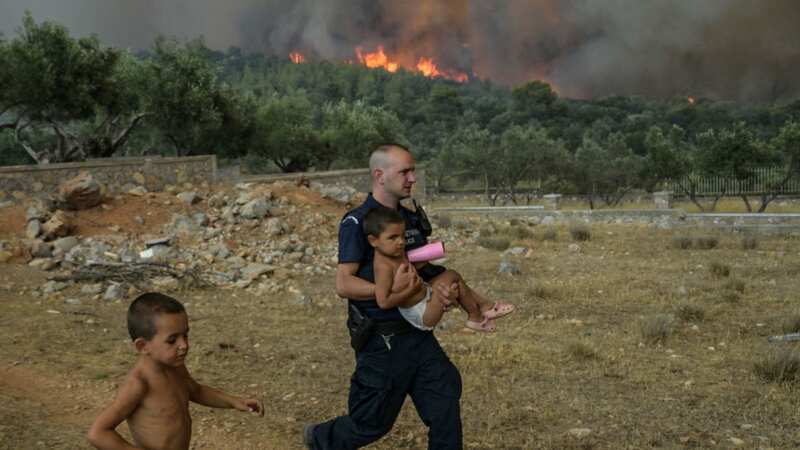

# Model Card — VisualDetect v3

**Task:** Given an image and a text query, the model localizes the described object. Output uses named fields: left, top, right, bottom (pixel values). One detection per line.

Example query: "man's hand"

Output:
left=434, top=281, right=459, bottom=311
left=391, top=263, right=420, bottom=293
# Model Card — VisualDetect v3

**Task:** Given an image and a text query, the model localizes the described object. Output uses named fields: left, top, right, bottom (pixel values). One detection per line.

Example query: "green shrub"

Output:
left=781, top=314, right=800, bottom=334
left=672, top=236, right=693, bottom=250
left=566, top=341, right=597, bottom=360
left=507, top=225, right=534, bottom=240
left=527, top=284, right=556, bottom=300
left=741, top=235, right=758, bottom=250
left=754, top=348, right=800, bottom=383
left=477, top=236, right=511, bottom=251
left=676, top=303, right=705, bottom=322
left=437, top=214, right=452, bottom=229
left=540, top=228, right=558, bottom=241
left=720, top=290, right=740, bottom=303
left=640, top=314, right=674, bottom=345
left=569, top=223, right=591, bottom=242
left=694, top=236, right=719, bottom=250
left=724, top=278, right=746, bottom=294
left=709, top=261, right=731, bottom=278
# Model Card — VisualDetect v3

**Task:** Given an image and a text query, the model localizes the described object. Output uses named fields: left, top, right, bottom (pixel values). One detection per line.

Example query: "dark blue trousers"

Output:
left=312, top=329, right=463, bottom=450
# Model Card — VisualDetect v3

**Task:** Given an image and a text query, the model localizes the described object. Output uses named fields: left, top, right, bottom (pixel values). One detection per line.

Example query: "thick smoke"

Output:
left=2, top=0, right=799, bottom=101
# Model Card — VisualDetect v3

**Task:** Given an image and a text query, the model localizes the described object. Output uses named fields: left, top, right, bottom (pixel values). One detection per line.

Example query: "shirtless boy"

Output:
left=365, top=206, right=514, bottom=332
left=87, top=292, right=263, bottom=450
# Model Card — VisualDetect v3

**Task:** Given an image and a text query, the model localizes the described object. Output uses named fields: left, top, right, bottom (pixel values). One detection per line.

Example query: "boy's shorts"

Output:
left=398, top=284, right=434, bottom=331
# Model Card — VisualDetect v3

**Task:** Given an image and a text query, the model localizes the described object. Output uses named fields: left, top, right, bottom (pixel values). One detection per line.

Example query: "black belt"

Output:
left=373, top=319, right=415, bottom=335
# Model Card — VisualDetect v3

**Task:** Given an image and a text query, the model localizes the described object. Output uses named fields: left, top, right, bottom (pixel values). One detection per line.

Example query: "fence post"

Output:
left=543, top=193, right=562, bottom=210
left=654, top=191, right=672, bottom=209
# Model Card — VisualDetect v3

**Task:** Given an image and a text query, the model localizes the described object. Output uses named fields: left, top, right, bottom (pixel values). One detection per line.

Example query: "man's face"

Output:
left=368, top=222, right=407, bottom=257
left=378, top=149, right=416, bottom=199
left=141, top=312, right=190, bottom=368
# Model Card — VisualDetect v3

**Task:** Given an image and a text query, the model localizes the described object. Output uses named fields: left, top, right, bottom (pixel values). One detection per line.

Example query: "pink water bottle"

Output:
left=407, top=241, right=445, bottom=263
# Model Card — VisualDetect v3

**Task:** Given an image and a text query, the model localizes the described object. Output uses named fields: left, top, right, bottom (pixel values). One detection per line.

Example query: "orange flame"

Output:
left=356, top=46, right=399, bottom=73
left=687, top=96, right=696, bottom=105
left=416, top=57, right=469, bottom=82
left=355, top=45, right=468, bottom=82
left=289, top=51, right=306, bottom=64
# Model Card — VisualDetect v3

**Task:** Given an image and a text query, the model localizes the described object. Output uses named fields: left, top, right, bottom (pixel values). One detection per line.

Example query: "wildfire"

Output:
left=355, top=45, right=468, bottom=82
left=289, top=51, right=306, bottom=64
left=687, top=96, right=696, bottom=105
left=356, top=46, right=399, bottom=73
left=416, top=57, right=469, bottom=83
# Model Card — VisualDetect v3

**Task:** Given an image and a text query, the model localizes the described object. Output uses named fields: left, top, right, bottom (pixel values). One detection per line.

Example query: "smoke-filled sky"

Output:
left=2, top=0, right=799, bottom=102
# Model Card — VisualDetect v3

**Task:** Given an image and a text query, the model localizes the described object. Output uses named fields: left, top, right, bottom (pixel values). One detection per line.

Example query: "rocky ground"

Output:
left=4, top=175, right=800, bottom=449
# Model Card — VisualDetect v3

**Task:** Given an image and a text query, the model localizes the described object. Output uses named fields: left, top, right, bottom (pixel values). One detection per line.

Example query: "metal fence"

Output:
left=668, top=167, right=800, bottom=195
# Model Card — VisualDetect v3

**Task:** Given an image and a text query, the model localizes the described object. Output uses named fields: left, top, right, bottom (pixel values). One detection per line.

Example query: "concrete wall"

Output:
left=0, top=155, right=217, bottom=201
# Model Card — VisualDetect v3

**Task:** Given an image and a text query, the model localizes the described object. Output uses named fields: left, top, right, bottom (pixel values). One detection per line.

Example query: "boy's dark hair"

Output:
left=127, top=292, right=185, bottom=341
left=364, top=206, right=404, bottom=237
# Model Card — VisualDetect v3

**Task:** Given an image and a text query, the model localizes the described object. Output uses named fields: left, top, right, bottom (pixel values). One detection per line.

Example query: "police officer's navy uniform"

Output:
left=310, top=193, right=463, bottom=449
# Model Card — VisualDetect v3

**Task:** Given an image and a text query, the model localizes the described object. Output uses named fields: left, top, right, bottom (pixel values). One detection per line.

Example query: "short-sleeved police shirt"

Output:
left=338, top=194, right=430, bottom=322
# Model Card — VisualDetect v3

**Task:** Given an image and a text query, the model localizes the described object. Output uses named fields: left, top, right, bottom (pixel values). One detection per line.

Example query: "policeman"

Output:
left=304, top=144, right=463, bottom=449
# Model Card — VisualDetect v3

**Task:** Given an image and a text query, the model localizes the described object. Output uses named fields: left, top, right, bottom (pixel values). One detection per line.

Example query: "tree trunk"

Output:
left=740, top=195, right=752, bottom=213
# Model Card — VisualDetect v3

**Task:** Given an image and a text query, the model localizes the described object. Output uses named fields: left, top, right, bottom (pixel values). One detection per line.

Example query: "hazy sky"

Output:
left=3, top=1, right=800, bottom=102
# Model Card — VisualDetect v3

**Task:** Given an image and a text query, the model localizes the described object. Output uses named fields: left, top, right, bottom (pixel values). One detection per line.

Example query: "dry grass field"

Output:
left=3, top=208, right=800, bottom=449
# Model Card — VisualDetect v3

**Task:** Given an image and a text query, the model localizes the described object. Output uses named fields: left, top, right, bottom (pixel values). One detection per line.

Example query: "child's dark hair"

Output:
left=127, top=292, right=185, bottom=341
left=364, top=207, right=404, bottom=237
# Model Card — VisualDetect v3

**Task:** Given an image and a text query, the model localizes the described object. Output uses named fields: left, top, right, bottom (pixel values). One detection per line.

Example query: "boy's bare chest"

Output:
left=141, top=373, right=191, bottom=418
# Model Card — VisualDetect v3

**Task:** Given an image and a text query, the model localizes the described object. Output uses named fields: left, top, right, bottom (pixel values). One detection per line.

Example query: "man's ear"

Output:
left=366, top=234, right=379, bottom=248
left=134, top=337, right=149, bottom=353
left=373, top=168, right=384, bottom=184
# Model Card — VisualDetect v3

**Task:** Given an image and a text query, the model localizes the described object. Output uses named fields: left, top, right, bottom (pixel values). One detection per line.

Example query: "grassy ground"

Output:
left=3, top=222, right=800, bottom=449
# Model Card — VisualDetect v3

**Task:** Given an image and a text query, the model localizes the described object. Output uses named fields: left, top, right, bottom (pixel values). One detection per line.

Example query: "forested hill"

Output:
left=3, top=14, right=800, bottom=211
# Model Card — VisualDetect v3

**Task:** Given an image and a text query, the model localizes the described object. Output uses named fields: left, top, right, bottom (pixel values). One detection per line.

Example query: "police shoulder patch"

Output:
left=342, top=216, right=359, bottom=225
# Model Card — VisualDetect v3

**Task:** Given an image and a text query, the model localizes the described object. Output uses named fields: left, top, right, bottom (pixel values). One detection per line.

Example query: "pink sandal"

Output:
left=483, top=302, right=515, bottom=320
left=465, top=318, right=497, bottom=333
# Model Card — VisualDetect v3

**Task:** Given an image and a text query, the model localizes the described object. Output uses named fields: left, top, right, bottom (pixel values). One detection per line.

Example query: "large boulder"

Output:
left=59, top=172, right=103, bottom=210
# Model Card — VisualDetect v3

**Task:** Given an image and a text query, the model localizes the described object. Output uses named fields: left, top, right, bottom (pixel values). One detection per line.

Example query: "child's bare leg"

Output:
left=430, top=270, right=483, bottom=322
left=421, top=288, right=446, bottom=328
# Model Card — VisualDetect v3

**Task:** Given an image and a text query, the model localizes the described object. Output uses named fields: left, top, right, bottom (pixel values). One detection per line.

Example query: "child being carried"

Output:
left=365, top=207, right=514, bottom=332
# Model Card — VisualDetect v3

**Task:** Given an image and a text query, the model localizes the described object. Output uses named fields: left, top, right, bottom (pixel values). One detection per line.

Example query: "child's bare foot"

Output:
left=481, top=302, right=515, bottom=320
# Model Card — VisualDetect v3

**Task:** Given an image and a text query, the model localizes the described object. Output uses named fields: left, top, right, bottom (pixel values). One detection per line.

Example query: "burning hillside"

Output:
left=290, top=45, right=470, bottom=82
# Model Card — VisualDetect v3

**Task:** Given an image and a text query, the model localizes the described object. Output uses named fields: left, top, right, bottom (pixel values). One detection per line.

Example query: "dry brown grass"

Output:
left=3, top=222, right=800, bottom=449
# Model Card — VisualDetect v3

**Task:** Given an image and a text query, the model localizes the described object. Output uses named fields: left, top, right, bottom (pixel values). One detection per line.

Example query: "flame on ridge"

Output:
left=290, top=46, right=469, bottom=82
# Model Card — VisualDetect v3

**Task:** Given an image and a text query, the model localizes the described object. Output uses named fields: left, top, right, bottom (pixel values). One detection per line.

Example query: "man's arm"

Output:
left=336, top=262, right=376, bottom=300
left=87, top=374, right=147, bottom=450
left=336, top=261, right=421, bottom=301
left=183, top=366, right=264, bottom=416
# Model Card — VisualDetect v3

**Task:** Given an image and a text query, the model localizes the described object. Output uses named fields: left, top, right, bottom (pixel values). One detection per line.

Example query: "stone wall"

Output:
left=241, top=166, right=428, bottom=199
left=432, top=206, right=800, bottom=234
left=0, top=155, right=217, bottom=202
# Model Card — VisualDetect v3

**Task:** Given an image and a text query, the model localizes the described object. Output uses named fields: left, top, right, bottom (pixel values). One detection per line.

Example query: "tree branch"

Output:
left=14, top=120, right=43, bottom=164
left=108, top=113, right=148, bottom=156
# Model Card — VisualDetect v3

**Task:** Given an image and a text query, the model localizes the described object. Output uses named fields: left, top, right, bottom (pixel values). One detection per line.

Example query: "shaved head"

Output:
left=369, top=143, right=410, bottom=173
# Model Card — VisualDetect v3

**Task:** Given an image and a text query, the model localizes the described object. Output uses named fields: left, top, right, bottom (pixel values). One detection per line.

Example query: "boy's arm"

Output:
left=182, top=366, right=264, bottom=416
left=337, top=262, right=420, bottom=301
left=87, top=374, right=147, bottom=450
left=375, top=262, right=421, bottom=309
